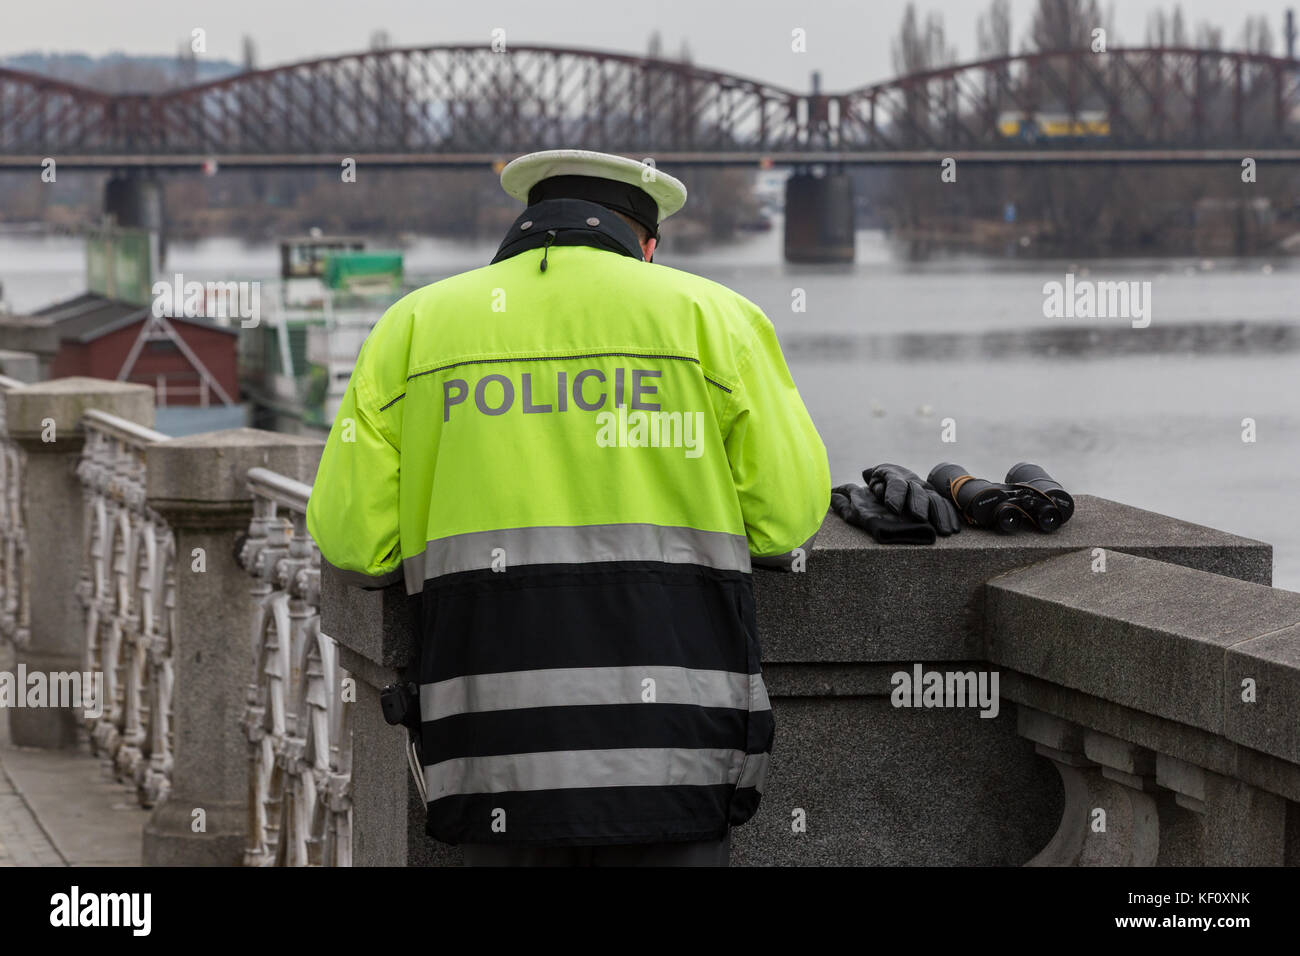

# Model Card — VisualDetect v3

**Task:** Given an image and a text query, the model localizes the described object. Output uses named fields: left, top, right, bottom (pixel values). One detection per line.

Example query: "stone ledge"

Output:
left=146, top=428, right=323, bottom=509
left=756, top=494, right=1271, bottom=663
left=987, top=549, right=1300, bottom=763
left=1, top=377, right=154, bottom=445
left=320, top=565, right=417, bottom=671
left=0, top=350, right=39, bottom=383
left=1225, top=624, right=1300, bottom=765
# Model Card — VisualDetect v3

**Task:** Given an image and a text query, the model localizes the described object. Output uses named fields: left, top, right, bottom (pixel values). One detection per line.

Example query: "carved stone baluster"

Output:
left=115, top=481, right=146, bottom=782
left=121, top=518, right=157, bottom=796
left=241, top=495, right=276, bottom=865
left=142, top=526, right=176, bottom=807
left=327, top=645, right=354, bottom=869
left=0, top=443, right=14, bottom=639
left=239, top=462, right=350, bottom=867
left=80, top=436, right=109, bottom=743
left=1019, top=708, right=1160, bottom=866
left=0, top=393, right=31, bottom=648
left=73, top=412, right=172, bottom=806
left=1155, top=753, right=1288, bottom=865
left=11, top=445, right=27, bottom=647
left=98, top=466, right=133, bottom=768
left=261, top=515, right=294, bottom=865
left=279, top=510, right=317, bottom=866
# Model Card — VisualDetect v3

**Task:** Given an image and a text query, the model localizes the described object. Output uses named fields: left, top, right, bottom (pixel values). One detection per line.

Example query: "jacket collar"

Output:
left=491, top=198, right=646, bottom=267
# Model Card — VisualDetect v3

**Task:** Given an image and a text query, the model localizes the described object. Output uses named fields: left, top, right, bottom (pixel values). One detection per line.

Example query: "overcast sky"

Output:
left=4, top=0, right=1297, bottom=90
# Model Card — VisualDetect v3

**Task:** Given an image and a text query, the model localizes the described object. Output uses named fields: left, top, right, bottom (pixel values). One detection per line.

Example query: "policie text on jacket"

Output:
left=442, top=366, right=706, bottom=457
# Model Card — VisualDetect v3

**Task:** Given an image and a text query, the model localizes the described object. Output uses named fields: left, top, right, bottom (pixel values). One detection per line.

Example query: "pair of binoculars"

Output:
left=927, top=462, right=1075, bottom=534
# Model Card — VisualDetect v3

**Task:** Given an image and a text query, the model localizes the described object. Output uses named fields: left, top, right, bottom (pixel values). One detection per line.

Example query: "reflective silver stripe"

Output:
left=422, top=666, right=770, bottom=722
left=403, top=523, right=751, bottom=593
left=738, top=752, right=770, bottom=793
left=425, top=747, right=747, bottom=798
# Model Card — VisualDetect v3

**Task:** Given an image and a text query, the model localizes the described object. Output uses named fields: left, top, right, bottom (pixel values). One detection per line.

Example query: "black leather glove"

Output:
left=831, top=484, right=936, bottom=545
left=862, top=463, right=962, bottom=536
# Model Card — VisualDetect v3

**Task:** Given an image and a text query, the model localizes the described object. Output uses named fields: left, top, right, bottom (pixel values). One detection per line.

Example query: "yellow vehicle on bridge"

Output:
left=998, top=110, right=1110, bottom=142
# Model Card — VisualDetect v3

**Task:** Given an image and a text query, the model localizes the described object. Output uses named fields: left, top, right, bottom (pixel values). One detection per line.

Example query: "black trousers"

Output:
left=461, top=831, right=731, bottom=867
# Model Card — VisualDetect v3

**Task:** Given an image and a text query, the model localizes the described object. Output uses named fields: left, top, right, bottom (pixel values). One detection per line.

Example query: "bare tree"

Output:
left=888, top=4, right=958, bottom=219
left=1147, top=9, right=1168, bottom=45
left=1025, top=0, right=1108, bottom=51
left=1148, top=5, right=1189, bottom=46
left=892, top=3, right=957, bottom=76
left=174, top=44, right=198, bottom=87
left=1194, top=21, right=1223, bottom=49
left=976, top=0, right=1013, bottom=58
left=1239, top=15, right=1274, bottom=55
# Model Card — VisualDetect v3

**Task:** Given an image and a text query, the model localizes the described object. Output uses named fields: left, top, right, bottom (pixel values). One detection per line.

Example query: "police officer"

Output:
left=306, top=149, right=830, bottom=866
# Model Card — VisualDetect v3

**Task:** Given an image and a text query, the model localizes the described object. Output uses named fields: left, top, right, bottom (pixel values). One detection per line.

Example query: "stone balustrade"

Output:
left=240, top=466, right=351, bottom=866
left=0, top=376, right=155, bottom=749
left=75, top=409, right=176, bottom=807
left=988, top=548, right=1300, bottom=866
left=0, top=374, right=30, bottom=649
left=0, top=370, right=1296, bottom=866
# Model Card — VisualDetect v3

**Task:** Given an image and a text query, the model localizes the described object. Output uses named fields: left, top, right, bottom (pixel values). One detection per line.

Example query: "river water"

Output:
left=2, top=227, right=1297, bottom=590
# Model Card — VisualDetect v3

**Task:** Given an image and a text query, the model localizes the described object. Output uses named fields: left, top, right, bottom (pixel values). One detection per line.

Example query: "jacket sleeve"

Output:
left=305, top=359, right=404, bottom=590
left=724, top=309, right=831, bottom=566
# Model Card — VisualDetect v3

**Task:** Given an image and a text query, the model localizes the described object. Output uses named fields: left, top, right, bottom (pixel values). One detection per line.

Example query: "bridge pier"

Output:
left=104, top=173, right=166, bottom=258
left=783, top=169, right=855, bottom=264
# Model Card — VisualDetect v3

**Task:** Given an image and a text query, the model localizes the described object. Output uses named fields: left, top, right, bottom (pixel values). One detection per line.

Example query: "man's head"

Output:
left=499, top=149, right=687, bottom=261
left=613, top=211, right=656, bottom=261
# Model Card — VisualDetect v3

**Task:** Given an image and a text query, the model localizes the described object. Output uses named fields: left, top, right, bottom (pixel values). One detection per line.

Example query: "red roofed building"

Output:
left=38, top=293, right=240, bottom=407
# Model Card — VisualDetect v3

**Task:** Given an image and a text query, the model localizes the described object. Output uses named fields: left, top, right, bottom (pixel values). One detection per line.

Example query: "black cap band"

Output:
left=526, top=175, right=660, bottom=239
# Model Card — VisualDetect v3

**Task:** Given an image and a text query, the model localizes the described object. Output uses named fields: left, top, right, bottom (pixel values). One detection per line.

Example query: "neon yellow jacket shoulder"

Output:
left=305, top=243, right=829, bottom=590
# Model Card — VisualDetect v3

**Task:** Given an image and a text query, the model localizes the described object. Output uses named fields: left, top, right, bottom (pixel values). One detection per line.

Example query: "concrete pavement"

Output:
left=0, top=645, right=146, bottom=866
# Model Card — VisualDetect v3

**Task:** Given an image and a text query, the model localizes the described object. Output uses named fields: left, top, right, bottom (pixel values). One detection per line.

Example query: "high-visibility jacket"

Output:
left=306, top=198, right=830, bottom=846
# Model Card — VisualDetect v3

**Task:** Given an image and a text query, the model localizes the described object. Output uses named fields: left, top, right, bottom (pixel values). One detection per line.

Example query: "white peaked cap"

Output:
left=499, top=149, right=688, bottom=223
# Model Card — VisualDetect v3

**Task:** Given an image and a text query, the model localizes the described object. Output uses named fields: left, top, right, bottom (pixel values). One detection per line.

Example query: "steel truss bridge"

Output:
left=2, top=44, right=1299, bottom=168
